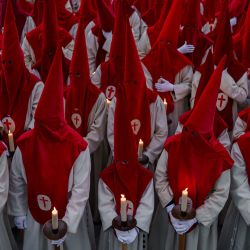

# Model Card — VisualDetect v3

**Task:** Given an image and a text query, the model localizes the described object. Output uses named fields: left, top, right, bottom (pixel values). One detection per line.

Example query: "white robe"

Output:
left=149, top=149, right=231, bottom=250
left=22, top=37, right=74, bottom=79
left=143, top=64, right=193, bottom=136
left=107, top=96, right=168, bottom=171
left=86, top=11, right=141, bottom=75
left=0, top=150, right=17, bottom=250
left=191, top=69, right=248, bottom=130
left=8, top=146, right=95, bottom=250
left=218, top=143, right=250, bottom=250
left=98, top=179, right=154, bottom=250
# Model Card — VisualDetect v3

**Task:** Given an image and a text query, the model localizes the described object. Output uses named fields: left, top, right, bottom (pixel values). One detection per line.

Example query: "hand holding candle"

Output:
left=52, top=207, right=58, bottom=230
left=8, top=130, right=15, bottom=152
left=181, top=188, right=188, bottom=213
left=138, top=139, right=143, bottom=158
left=120, top=194, right=127, bottom=222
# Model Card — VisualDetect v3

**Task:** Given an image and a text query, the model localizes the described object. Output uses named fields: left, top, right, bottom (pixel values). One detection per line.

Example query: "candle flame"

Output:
left=121, top=194, right=125, bottom=199
left=53, top=207, right=57, bottom=212
left=139, top=139, right=143, bottom=143
left=163, top=98, right=167, bottom=104
left=106, top=99, right=111, bottom=104
left=184, top=188, right=188, bottom=192
left=8, top=130, right=11, bottom=134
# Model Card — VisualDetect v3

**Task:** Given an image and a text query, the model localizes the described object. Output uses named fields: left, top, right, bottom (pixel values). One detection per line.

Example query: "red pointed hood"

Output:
left=166, top=56, right=233, bottom=209
left=0, top=0, right=7, bottom=29
left=95, top=0, right=114, bottom=32
left=143, top=0, right=191, bottom=114
left=65, top=15, right=100, bottom=137
left=17, top=47, right=87, bottom=225
left=147, top=0, right=172, bottom=46
left=181, top=0, right=202, bottom=44
left=1, top=0, right=28, bottom=110
left=35, top=47, right=64, bottom=132
left=79, top=0, right=96, bottom=27
left=203, top=0, right=222, bottom=23
left=241, top=2, right=250, bottom=68
left=185, top=56, right=227, bottom=135
left=0, top=0, right=37, bottom=141
left=213, top=1, right=233, bottom=66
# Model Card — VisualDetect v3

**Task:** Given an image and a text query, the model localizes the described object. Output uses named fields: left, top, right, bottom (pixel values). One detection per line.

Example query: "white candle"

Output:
left=8, top=130, right=15, bottom=152
left=181, top=188, right=188, bottom=212
left=138, top=139, right=143, bottom=158
left=120, top=194, right=127, bottom=222
left=106, top=99, right=111, bottom=105
left=52, top=207, right=58, bottom=230
left=163, top=98, right=168, bottom=109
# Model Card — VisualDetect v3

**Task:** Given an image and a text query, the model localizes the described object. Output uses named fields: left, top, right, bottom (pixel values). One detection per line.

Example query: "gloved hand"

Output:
left=155, top=78, right=174, bottom=92
left=175, top=218, right=197, bottom=235
left=51, top=235, right=67, bottom=247
left=102, top=30, right=112, bottom=40
left=230, top=17, right=237, bottom=27
left=138, top=154, right=149, bottom=165
left=115, top=228, right=139, bottom=244
left=169, top=212, right=187, bottom=234
left=14, top=216, right=27, bottom=229
left=178, top=42, right=195, bottom=54
left=165, top=203, right=175, bottom=214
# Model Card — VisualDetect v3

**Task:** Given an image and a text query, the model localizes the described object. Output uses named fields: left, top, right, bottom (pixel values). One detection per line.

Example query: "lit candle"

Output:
left=138, top=139, right=143, bottom=158
left=163, top=98, right=168, bottom=109
left=52, top=207, right=58, bottom=230
left=8, top=130, right=15, bottom=152
left=181, top=188, right=188, bottom=212
left=120, top=194, right=127, bottom=222
left=106, top=99, right=111, bottom=105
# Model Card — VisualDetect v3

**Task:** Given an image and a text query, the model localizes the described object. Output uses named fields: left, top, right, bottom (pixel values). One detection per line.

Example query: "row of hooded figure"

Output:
left=0, top=0, right=250, bottom=249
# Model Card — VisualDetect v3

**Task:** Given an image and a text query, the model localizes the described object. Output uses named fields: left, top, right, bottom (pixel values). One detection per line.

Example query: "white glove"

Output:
left=165, top=204, right=175, bottom=214
left=169, top=212, right=190, bottom=235
left=155, top=78, right=174, bottom=92
left=115, top=228, right=139, bottom=244
left=14, top=216, right=27, bottom=229
left=230, top=17, right=237, bottom=27
left=51, top=235, right=67, bottom=247
left=175, top=218, right=197, bottom=235
left=178, top=41, right=195, bottom=54
left=102, top=30, right=112, bottom=40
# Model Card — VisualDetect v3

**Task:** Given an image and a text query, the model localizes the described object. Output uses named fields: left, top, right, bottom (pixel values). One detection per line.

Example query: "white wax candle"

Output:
left=138, top=139, right=144, bottom=158
left=52, top=207, right=58, bottom=230
left=163, top=98, right=168, bottom=109
left=8, top=130, right=15, bottom=152
left=181, top=188, right=188, bottom=212
left=120, top=194, right=127, bottom=222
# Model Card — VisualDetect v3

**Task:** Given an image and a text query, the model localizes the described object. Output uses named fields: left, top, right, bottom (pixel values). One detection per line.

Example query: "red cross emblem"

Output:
left=37, top=194, right=52, bottom=211
left=216, top=93, right=228, bottom=111
left=131, top=119, right=141, bottom=135
left=105, top=85, right=116, bottom=100
left=126, top=200, right=134, bottom=216
left=71, top=113, right=82, bottom=129
left=2, top=117, right=15, bottom=133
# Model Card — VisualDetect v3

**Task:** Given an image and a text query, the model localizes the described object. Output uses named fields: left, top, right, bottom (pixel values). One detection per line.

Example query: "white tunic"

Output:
left=8, top=146, right=95, bottom=250
left=149, top=149, right=231, bottom=250
left=0, top=150, right=17, bottom=250
left=98, top=179, right=154, bottom=250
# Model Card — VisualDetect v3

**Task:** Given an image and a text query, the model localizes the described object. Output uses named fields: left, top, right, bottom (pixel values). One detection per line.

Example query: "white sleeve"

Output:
left=0, top=150, right=9, bottom=212
left=62, top=148, right=91, bottom=233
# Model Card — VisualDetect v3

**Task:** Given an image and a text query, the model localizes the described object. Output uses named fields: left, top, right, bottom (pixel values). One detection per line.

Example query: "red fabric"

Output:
left=65, top=17, right=100, bottom=137
left=0, top=141, right=6, bottom=155
left=0, top=0, right=36, bottom=143
left=166, top=56, right=233, bottom=209
left=238, top=107, right=250, bottom=132
left=79, top=0, right=96, bottom=27
left=147, top=0, right=172, bottom=46
left=202, top=0, right=222, bottom=23
left=55, top=0, right=78, bottom=31
left=0, top=0, right=7, bottom=28
left=134, top=0, right=151, bottom=15
left=237, top=133, right=250, bottom=186
left=229, top=0, right=248, bottom=18
left=18, top=48, right=87, bottom=225
left=217, top=60, right=246, bottom=131
left=213, top=2, right=233, bottom=66
left=143, top=0, right=191, bottom=114
left=100, top=85, right=153, bottom=215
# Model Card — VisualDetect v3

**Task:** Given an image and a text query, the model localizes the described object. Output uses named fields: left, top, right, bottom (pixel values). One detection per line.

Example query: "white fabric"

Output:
left=115, top=228, right=139, bottom=244
left=51, top=235, right=67, bottom=246
left=178, top=42, right=195, bottom=54
left=14, top=216, right=27, bottom=229
left=102, top=30, right=112, bottom=40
